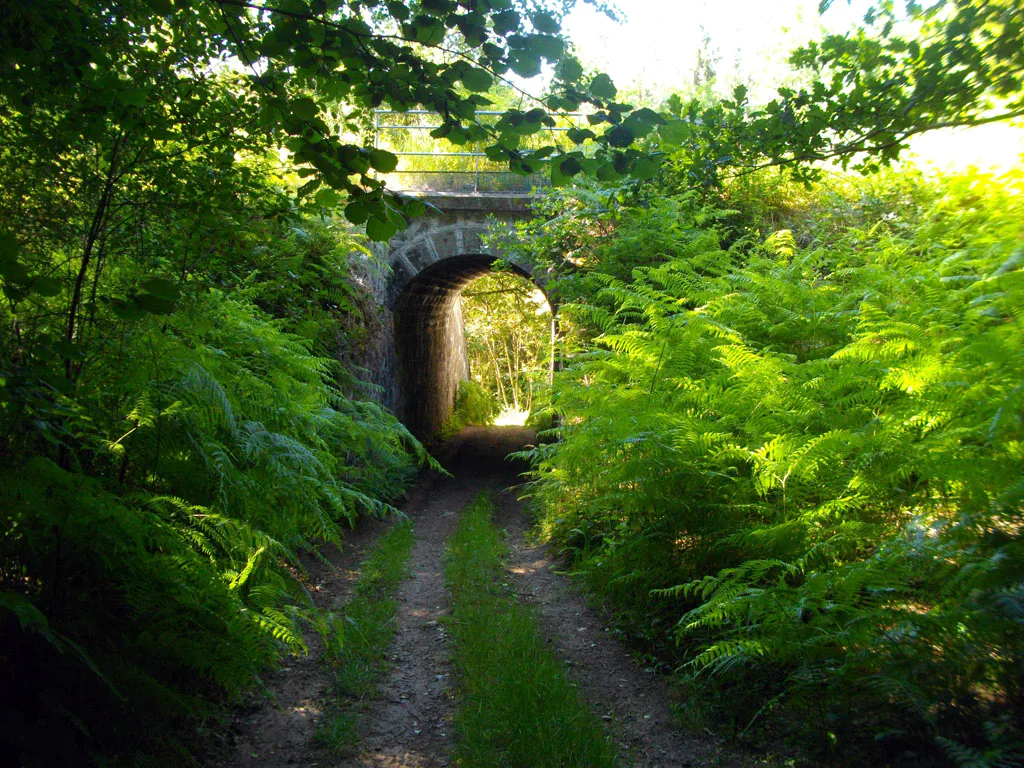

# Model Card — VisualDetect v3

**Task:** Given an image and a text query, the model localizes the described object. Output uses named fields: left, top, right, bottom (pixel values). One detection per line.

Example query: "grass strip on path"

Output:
left=444, top=492, right=618, bottom=768
left=316, top=518, right=415, bottom=752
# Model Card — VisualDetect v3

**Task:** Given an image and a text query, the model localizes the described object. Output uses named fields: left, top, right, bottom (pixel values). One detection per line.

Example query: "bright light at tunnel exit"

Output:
left=460, top=271, right=554, bottom=427
left=493, top=408, right=532, bottom=426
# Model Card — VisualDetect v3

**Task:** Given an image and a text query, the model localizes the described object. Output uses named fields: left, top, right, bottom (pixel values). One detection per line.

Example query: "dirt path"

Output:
left=209, top=426, right=755, bottom=768
left=209, top=516, right=390, bottom=768
left=350, top=426, right=535, bottom=768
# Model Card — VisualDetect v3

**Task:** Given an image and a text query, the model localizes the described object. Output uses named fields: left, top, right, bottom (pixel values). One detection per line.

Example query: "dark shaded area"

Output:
left=393, top=255, right=536, bottom=438
left=436, top=425, right=536, bottom=478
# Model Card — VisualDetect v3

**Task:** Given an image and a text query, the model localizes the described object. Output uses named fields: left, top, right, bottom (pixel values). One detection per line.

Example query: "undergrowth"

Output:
left=0, top=130, right=431, bottom=762
left=517, top=168, right=1024, bottom=765
left=444, top=492, right=618, bottom=768
left=317, top=518, right=415, bottom=752
left=438, top=379, right=502, bottom=440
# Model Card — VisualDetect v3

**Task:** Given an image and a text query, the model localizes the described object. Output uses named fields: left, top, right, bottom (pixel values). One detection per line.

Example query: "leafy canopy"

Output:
left=656, top=0, right=1024, bottom=184
left=0, top=0, right=659, bottom=241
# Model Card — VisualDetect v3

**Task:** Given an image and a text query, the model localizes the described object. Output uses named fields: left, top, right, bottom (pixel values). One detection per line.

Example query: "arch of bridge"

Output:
left=381, top=194, right=544, bottom=437
left=383, top=195, right=540, bottom=307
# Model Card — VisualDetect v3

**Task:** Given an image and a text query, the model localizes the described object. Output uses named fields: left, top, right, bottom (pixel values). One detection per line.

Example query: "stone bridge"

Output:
left=356, top=193, right=547, bottom=438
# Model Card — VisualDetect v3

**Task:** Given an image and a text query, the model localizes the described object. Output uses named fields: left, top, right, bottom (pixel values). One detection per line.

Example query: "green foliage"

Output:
left=0, top=457, right=295, bottom=764
left=523, top=168, right=1024, bottom=761
left=499, top=0, right=1024, bottom=189
left=461, top=270, right=553, bottom=418
left=0, top=0, right=644, bottom=234
left=654, top=0, right=1024, bottom=185
left=0, top=268, right=427, bottom=762
left=0, top=62, right=429, bottom=763
left=440, top=379, right=502, bottom=438
left=444, top=492, right=618, bottom=768
left=318, top=519, right=414, bottom=752
left=0, top=0, right=1020, bottom=258
left=1, top=0, right=1021, bottom=764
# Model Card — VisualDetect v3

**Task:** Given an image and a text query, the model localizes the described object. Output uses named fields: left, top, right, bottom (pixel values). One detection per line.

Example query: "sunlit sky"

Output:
left=563, top=0, right=869, bottom=102
left=558, top=0, right=1024, bottom=172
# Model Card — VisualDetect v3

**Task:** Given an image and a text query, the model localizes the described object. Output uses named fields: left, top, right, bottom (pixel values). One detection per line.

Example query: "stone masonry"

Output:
left=353, top=193, right=542, bottom=438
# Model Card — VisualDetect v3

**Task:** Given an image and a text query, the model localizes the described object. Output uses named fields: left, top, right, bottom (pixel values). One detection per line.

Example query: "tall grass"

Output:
left=444, top=492, right=618, bottom=768
left=318, top=519, right=415, bottom=752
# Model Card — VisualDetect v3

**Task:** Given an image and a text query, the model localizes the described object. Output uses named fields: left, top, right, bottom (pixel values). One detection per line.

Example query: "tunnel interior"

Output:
left=393, top=254, right=544, bottom=439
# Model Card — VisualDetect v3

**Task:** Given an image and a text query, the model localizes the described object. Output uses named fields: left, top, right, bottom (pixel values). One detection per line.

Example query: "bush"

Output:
left=0, top=183, right=429, bottom=763
left=0, top=459, right=291, bottom=764
left=0, top=283, right=428, bottom=763
left=440, top=379, right=502, bottom=438
left=525, top=168, right=1024, bottom=762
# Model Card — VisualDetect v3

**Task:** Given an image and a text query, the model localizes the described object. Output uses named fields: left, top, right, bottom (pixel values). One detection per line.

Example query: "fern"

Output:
left=0, top=188, right=430, bottom=764
left=521, top=168, right=1024, bottom=761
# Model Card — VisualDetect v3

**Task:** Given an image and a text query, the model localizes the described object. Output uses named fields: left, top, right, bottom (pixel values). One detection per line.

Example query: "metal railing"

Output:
left=373, top=109, right=585, bottom=194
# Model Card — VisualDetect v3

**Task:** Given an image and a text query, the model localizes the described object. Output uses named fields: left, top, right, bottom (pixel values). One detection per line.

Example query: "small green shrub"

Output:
left=440, top=379, right=501, bottom=438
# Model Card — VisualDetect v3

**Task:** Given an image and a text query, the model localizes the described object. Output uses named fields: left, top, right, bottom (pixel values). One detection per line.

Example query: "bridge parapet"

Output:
left=373, top=109, right=580, bottom=195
